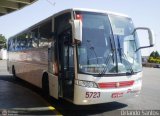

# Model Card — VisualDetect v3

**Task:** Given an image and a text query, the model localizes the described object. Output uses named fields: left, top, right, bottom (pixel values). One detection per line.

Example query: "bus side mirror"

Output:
left=133, top=27, right=155, bottom=51
left=70, top=20, right=82, bottom=44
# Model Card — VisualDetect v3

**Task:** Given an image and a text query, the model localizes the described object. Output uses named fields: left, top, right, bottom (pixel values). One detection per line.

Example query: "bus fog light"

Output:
left=83, top=100, right=88, bottom=103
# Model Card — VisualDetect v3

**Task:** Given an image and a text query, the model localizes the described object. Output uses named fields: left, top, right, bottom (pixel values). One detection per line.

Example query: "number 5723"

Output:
left=85, top=92, right=100, bottom=98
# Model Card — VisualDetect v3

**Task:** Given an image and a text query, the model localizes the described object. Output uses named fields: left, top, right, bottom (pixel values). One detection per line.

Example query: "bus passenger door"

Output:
left=58, top=29, right=75, bottom=100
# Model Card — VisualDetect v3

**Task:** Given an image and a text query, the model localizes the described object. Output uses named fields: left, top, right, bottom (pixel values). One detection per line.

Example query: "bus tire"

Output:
left=42, top=73, right=49, bottom=96
left=12, top=66, right=18, bottom=79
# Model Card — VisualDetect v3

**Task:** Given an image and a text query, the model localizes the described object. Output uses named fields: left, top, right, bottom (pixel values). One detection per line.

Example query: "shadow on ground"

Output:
left=0, top=75, right=128, bottom=116
left=0, top=75, right=57, bottom=115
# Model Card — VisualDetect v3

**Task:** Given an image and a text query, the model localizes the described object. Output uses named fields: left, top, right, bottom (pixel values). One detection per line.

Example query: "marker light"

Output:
left=76, top=14, right=83, bottom=21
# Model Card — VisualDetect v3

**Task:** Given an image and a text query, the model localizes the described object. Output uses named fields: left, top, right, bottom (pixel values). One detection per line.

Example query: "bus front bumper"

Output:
left=73, top=81, right=142, bottom=105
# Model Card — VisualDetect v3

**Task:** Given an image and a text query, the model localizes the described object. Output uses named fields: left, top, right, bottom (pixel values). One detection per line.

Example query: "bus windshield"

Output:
left=76, top=12, right=142, bottom=75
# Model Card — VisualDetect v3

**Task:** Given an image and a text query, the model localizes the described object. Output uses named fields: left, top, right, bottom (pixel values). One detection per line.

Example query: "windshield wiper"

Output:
left=117, top=36, right=122, bottom=63
left=98, top=36, right=115, bottom=77
left=98, top=50, right=115, bottom=77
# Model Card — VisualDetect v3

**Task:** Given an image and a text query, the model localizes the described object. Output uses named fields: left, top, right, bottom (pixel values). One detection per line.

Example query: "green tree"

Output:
left=0, top=34, right=6, bottom=49
left=150, top=51, right=156, bottom=58
left=150, top=51, right=160, bottom=58
left=155, top=51, right=160, bottom=58
left=148, top=51, right=160, bottom=64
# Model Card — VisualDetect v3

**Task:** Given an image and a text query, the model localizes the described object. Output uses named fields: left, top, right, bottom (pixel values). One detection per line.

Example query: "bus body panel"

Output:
left=73, top=73, right=142, bottom=105
left=73, top=82, right=141, bottom=105
left=48, top=73, right=59, bottom=99
left=7, top=8, right=148, bottom=105
left=8, top=48, right=48, bottom=88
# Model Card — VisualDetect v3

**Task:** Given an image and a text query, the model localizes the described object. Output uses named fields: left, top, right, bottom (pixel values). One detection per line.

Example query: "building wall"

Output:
left=0, top=49, right=7, bottom=60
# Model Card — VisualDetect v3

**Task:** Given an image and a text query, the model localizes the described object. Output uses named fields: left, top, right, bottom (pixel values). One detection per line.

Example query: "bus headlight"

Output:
left=75, top=80, right=98, bottom=88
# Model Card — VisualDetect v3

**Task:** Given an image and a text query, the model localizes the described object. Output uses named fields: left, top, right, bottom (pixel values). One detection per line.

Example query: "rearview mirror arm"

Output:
left=135, top=45, right=154, bottom=52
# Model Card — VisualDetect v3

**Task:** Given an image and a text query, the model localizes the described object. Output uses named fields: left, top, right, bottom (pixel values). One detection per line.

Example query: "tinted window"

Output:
left=31, top=28, right=39, bottom=48
left=39, top=20, right=52, bottom=47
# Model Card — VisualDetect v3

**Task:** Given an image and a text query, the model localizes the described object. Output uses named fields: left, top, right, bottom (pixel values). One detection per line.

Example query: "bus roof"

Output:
left=9, top=8, right=130, bottom=39
left=72, top=8, right=129, bottom=18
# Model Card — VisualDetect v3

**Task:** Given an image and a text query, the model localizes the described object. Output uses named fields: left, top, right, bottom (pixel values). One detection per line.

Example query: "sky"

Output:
left=0, top=0, right=160, bottom=56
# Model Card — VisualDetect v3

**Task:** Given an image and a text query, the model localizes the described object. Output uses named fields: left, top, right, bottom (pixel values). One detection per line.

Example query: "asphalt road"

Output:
left=0, top=60, right=59, bottom=115
left=0, top=60, right=160, bottom=116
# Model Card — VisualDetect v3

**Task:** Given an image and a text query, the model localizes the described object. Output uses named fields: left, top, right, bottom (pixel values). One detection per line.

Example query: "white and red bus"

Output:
left=7, top=8, right=154, bottom=105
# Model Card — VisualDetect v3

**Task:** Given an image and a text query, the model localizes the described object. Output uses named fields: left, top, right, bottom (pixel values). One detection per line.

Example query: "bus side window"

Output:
left=15, top=38, right=19, bottom=51
left=8, top=39, right=12, bottom=51
left=31, top=28, right=39, bottom=48
left=39, top=20, right=52, bottom=48
left=11, top=38, right=15, bottom=51
left=16, top=33, right=28, bottom=51
left=25, top=32, right=31, bottom=49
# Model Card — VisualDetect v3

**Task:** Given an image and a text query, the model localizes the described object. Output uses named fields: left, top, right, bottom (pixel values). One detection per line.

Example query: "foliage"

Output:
left=155, top=51, right=160, bottom=58
left=148, top=57, right=160, bottom=64
left=148, top=51, right=160, bottom=64
left=150, top=51, right=160, bottom=58
left=150, top=51, right=155, bottom=57
left=0, top=34, right=6, bottom=49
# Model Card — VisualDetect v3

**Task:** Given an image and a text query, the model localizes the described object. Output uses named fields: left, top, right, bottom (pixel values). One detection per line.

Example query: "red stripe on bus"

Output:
left=98, top=80, right=134, bottom=89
